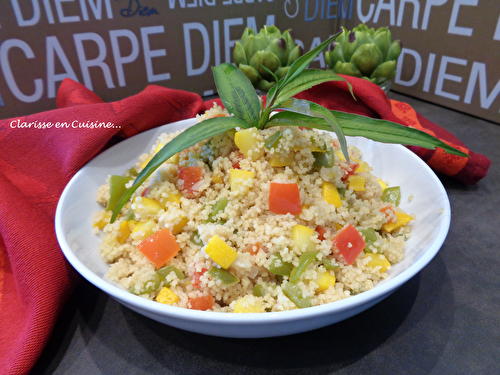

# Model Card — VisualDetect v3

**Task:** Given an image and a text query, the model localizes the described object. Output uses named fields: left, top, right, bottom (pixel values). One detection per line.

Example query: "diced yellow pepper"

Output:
left=205, top=235, right=238, bottom=269
left=292, top=225, right=316, bottom=252
left=322, top=182, right=343, bottom=208
left=134, top=197, right=165, bottom=215
left=132, top=220, right=156, bottom=239
left=117, top=220, right=130, bottom=244
left=156, top=287, right=180, bottom=305
left=162, top=190, right=182, bottom=204
left=234, top=128, right=264, bottom=161
left=229, top=169, right=255, bottom=194
left=141, top=144, right=176, bottom=168
left=314, top=271, right=336, bottom=292
left=364, top=253, right=391, bottom=273
left=377, top=179, right=388, bottom=191
left=127, top=219, right=138, bottom=231
left=269, top=153, right=295, bottom=167
left=355, top=161, right=369, bottom=172
left=349, top=175, right=366, bottom=191
left=166, top=153, right=179, bottom=165
left=172, top=217, right=188, bottom=235
left=382, top=212, right=413, bottom=233
left=211, top=171, right=224, bottom=184
left=335, top=223, right=344, bottom=231
left=93, top=211, right=111, bottom=229
left=233, top=297, right=262, bottom=313
left=335, top=150, right=346, bottom=162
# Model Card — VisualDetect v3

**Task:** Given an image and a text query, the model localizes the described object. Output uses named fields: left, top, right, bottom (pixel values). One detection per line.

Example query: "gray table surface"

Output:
left=33, top=92, right=499, bottom=375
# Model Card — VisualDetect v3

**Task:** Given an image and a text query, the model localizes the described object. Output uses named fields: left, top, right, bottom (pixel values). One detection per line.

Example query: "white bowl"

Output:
left=55, top=118, right=450, bottom=338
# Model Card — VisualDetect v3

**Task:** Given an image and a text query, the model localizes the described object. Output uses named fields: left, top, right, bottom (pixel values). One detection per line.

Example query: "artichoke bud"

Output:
left=267, top=37, right=288, bottom=66
left=354, top=30, right=372, bottom=47
left=350, top=43, right=383, bottom=77
left=385, top=40, right=402, bottom=62
left=249, top=50, right=281, bottom=80
left=238, top=64, right=260, bottom=85
left=342, top=31, right=358, bottom=62
left=233, top=41, right=248, bottom=66
left=282, top=29, right=297, bottom=55
left=333, top=61, right=362, bottom=78
left=257, top=79, right=275, bottom=92
left=261, top=24, right=281, bottom=39
left=245, top=35, right=271, bottom=60
left=374, top=31, right=391, bottom=61
left=275, top=66, right=290, bottom=79
left=241, top=27, right=256, bottom=46
left=325, top=42, right=345, bottom=69
left=286, top=44, right=303, bottom=66
left=370, top=60, right=396, bottom=82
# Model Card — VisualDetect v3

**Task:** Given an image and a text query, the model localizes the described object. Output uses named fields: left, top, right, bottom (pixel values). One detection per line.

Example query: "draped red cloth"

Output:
left=0, top=77, right=490, bottom=374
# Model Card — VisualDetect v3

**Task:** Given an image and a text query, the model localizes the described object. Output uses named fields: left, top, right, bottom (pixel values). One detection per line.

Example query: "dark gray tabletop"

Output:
left=33, top=92, right=499, bottom=375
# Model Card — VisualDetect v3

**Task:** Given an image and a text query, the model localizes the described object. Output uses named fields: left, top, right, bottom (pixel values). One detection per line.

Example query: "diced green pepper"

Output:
left=126, top=167, right=138, bottom=177
left=289, top=251, right=318, bottom=283
left=264, top=130, right=283, bottom=149
left=360, top=228, right=380, bottom=253
left=157, top=265, right=185, bottom=286
left=282, top=282, right=311, bottom=308
left=208, top=267, right=239, bottom=285
left=269, top=254, right=294, bottom=277
left=203, top=198, right=229, bottom=224
left=106, top=175, right=133, bottom=211
left=382, top=186, right=401, bottom=206
left=313, top=148, right=335, bottom=168
left=322, top=258, right=340, bottom=271
left=129, top=273, right=161, bottom=295
left=338, top=187, right=346, bottom=197
left=123, top=208, right=134, bottom=221
left=253, top=284, right=266, bottom=297
left=189, top=231, right=204, bottom=247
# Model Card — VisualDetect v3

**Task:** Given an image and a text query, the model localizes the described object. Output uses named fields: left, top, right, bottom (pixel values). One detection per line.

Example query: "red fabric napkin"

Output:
left=0, top=77, right=490, bottom=374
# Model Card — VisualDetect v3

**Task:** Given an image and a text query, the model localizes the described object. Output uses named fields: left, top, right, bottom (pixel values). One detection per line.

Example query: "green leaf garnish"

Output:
left=110, top=31, right=467, bottom=223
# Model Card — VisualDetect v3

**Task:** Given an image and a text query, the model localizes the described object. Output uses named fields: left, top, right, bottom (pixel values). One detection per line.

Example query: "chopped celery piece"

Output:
left=323, top=258, right=340, bottom=270
left=360, top=228, right=380, bottom=253
left=106, top=175, right=133, bottom=211
left=289, top=251, right=318, bottom=283
left=382, top=186, right=401, bottom=206
left=208, top=267, right=239, bottom=285
left=129, top=273, right=161, bottom=295
left=253, top=284, right=266, bottom=297
left=123, top=208, right=134, bottom=221
left=203, top=198, right=229, bottom=224
left=282, top=282, right=311, bottom=308
left=313, top=148, right=335, bottom=168
left=269, top=254, right=294, bottom=277
left=264, top=130, right=283, bottom=148
left=157, top=265, right=185, bottom=286
left=189, top=231, right=204, bottom=247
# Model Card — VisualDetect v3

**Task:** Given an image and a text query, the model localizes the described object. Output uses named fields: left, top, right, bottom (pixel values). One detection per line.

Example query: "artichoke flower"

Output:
left=233, top=25, right=303, bottom=91
left=325, top=23, right=402, bottom=85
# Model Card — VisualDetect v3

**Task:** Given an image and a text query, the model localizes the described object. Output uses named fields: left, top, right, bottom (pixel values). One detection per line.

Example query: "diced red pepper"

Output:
left=315, top=226, right=327, bottom=241
left=137, top=228, right=180, bottom=268
left=232, top=152, right=245, bottom=169
left=332, top=224, right=366, bottom=265
left=188, top=295, right=214, bottom=311
left=191, top=267, right=208, bottom=289
left=243, top=242, right=261, bottom=256
left=141, top=187, right=149, bottom=197
left=341, top=162, right=359, bottom=181
left=178, top=166, right=203, bottom=198
left=381, top=205, right=397, bottom=223
left=269, top=182, right=302, bottom=215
